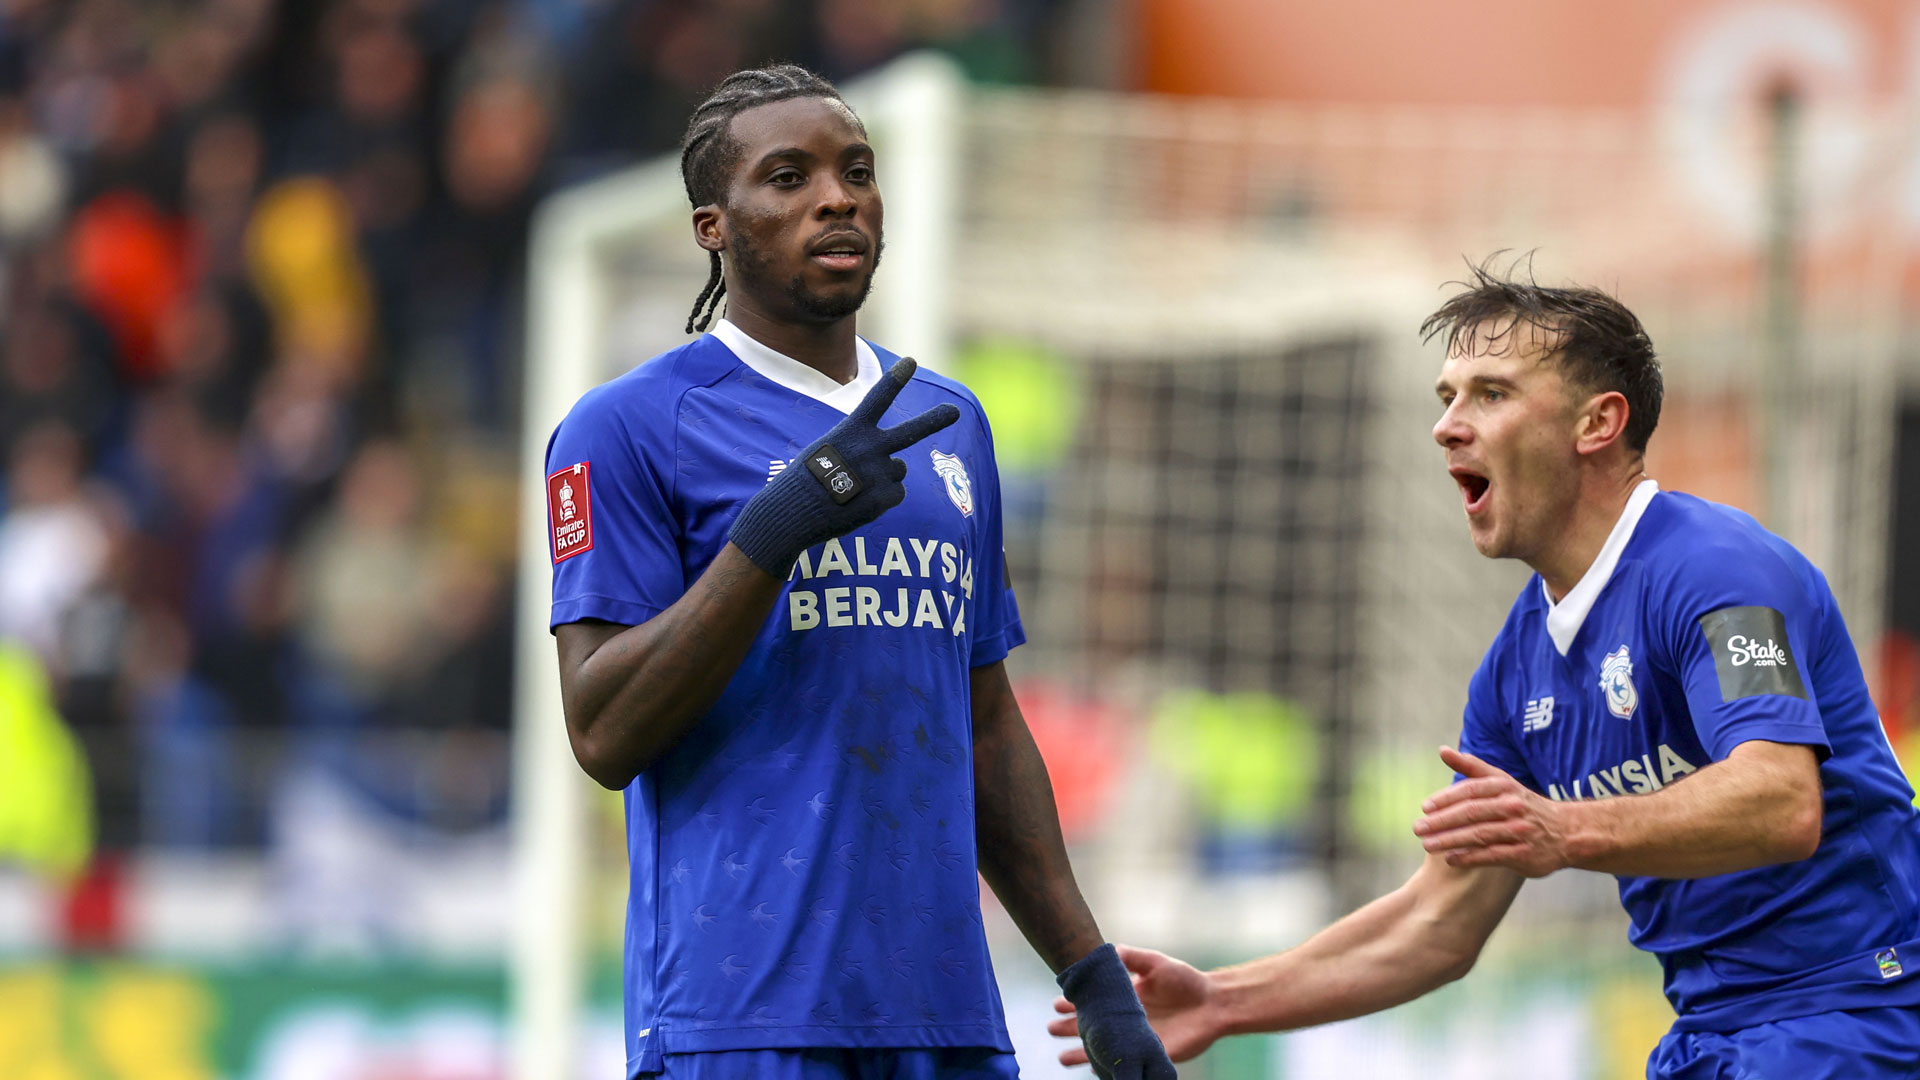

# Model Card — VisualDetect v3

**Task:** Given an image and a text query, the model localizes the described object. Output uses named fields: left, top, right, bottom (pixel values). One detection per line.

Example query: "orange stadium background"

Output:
left=1133, top=0, right=1920, bottom=758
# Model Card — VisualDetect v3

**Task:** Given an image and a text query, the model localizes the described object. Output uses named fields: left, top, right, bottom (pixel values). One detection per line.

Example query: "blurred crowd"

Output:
left=0, top=0, right=1063, bottom=862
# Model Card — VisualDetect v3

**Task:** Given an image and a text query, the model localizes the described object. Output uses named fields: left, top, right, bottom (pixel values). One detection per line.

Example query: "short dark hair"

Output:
left=1420, top=256, right=1664, bottom=453
left=678, top=64, right=859, bottom=334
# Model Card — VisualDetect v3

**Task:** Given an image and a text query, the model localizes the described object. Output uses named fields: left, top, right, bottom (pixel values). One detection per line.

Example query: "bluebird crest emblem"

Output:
left=929, top=449, right=973, bottom=516
left=1601, top=644, right=1638, bottom=720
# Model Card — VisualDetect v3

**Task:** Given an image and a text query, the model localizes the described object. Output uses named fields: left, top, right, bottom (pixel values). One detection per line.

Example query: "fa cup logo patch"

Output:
left=1600, top=644, right=1638, bottom=720
left=929, top=450, right=974, bottom=517
left=547, top=462, right=593, bottom=563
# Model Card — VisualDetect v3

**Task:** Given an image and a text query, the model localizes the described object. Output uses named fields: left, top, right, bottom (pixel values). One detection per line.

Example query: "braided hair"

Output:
left=679, top=64, right=859, bottom=334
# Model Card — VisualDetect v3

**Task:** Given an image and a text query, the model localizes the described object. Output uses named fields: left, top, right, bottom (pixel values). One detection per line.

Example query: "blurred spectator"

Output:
left=0, top=291, right=117, bottom=464
left=411, top=544, right=512, bottom=733
left=0, top=640, right=93, bottom=880
left=0, top=95, right=66, bottom=246
left=154, top=285, right=272, bottom=430
left=294, top=438, right=433, bottom=712
left=0, top=421, right=109, bottom=658
left=126, top=608, right=241, bottom=848
left=66, top=191, right=187, bottom=380
left=182, top=113, right=264, bottom=283
left=405, top=67, right=552, bottom=426
left=444, top=78, right=547, bottom=216
left=0, top=0, right=1065, bottom=863
left=244, top=176, right=371, bottom=378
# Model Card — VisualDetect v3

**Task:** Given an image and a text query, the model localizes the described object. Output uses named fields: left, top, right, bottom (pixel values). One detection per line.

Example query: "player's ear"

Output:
left=1575, top=390, right=1630, bottom=457
left=693, top=204, right=726, bottom=254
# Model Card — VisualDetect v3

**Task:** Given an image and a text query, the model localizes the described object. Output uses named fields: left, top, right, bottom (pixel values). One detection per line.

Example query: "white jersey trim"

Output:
left=709, top=319, right=882, bottom=415
left=1544, top=479, right=1660, bottom=656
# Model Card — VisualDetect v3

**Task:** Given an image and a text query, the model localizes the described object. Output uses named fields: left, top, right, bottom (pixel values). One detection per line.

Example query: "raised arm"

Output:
left=1050, top=853, right=1522, bottom=1063
left=555, top=357, right=958, bottom=789
left=1419, top=741, right=1822, bottom=879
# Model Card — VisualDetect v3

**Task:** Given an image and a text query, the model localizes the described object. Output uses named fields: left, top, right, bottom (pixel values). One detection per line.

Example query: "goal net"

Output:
left=515, top=54, right=1906, bottom=1079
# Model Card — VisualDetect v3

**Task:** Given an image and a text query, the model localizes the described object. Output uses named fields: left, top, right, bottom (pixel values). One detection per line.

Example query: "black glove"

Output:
left=1057, top=944, right=1178, bottom=1080
left=727, top=357, right=959, bottom=577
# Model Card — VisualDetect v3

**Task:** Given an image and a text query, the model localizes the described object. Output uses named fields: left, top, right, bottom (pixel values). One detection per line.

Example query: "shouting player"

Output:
left=1052, top=264, right=1920, bottom=1077
left=545, top=66, right=1172, bottom=1080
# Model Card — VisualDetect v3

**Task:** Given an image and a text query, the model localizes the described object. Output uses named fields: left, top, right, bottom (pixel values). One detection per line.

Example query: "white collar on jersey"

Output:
left=709, top=318, right=883, bottom=415
left=1542, top=478, right=1660, bottom=656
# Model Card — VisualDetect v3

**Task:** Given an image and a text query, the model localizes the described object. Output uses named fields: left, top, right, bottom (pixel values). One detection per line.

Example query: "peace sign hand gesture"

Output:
left=728, top=357, right=960, bottom=578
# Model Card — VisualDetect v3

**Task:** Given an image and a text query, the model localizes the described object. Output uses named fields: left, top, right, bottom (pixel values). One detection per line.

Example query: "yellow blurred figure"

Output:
left=244, top=177, right=373, bottom=376
left=951, top=338, right=1081, bottom=474
left=1346, top=746, right=1448, bottom=855
left=1152, top=690, right=1317, bottom=867
left=0, top=641, right=92, bottom=879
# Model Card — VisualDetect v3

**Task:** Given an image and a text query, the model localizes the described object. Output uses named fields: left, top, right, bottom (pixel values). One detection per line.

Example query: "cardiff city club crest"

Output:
left=1600, top=644, right=1638, bottom=720
left=929, top=450, right=974, bottom=517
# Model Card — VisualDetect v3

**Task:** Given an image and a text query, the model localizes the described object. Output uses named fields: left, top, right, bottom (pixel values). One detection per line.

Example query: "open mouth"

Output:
left=1450, top=466, right=1491, bottom=515
left=808, top=232, right=868, bottom=272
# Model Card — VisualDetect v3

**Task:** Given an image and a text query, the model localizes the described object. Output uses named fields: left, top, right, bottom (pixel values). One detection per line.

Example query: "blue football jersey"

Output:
left=545, top=324, right=1024, bottom=1076
left=1460, top=482, right=1920, bottom=1032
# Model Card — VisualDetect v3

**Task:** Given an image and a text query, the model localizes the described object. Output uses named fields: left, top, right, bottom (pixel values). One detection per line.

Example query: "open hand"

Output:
left=1049, top=945, right=1219, bottom=1066
left=1414, top=747, right=1571, bottom=877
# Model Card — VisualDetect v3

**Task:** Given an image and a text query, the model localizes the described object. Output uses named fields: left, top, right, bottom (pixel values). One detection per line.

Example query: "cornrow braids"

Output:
left=679, top=64, right=859, bottom=334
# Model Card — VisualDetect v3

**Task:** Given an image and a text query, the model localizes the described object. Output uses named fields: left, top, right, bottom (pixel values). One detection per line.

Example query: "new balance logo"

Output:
left=767, top=458, right=792, bottom=482
left=1523, top=696, right=1555, bottom=733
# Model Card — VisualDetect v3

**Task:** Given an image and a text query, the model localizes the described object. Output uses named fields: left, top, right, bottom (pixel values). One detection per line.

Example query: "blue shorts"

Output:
left=1649, top=1006, right=1920, bottom=1079
left=652, top=1048, right=1020, bottom=1080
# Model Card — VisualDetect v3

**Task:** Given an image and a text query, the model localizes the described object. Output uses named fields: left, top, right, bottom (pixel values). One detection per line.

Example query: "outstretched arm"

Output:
left=970, top=660, right=1102, bottom=970
left=1049, top=853, right=1522, bottom=1064
left=1417, top=741, right=1822, bottom=878
left=1206, top=854, right=1522, bottom=1033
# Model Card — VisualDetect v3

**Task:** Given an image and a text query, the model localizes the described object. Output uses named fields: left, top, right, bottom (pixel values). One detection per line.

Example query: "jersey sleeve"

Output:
left=964, top=407, right=1025, bottom=668
left=545, top=394, right=685, bottom=630
left=1454, top=649, right=1541, bottom=792
left=1663, top=550, right=1830, bottom=761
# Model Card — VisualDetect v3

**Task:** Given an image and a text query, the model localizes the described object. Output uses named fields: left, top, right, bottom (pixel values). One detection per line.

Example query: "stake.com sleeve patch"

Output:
left=548, top=461, right=593, bottom=562
left=1696, top=604, right=1809, bottom=702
